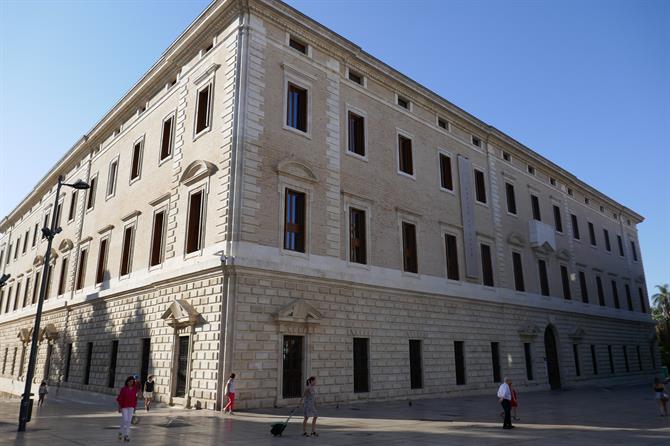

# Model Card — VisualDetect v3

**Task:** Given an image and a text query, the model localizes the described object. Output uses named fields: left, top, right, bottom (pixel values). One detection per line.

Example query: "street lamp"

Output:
left=18, top=175, right=89, bottom=432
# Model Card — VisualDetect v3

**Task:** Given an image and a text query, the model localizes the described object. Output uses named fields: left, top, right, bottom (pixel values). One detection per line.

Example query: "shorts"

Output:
left=143, top=392, right=154, bottom=400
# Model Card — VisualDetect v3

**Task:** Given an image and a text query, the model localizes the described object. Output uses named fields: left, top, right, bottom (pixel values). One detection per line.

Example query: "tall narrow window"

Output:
left=402, top=222, right=418, bottom=273
left=398, top=135, right=413, bottom=175
left=32, top=223, right=39, bottom=247
left=623, top=346, right=629, bottom=372
left=86, top=176, right=97, bottom=210
left=150, top=211, right=166, bottom=266
left=608, top=345, right=614, bottom=373
left=106, top=160, right=118, bottom=198
left=4, top=286, right=12, bottom=313
left=108, top=340, right=118, bottom=388
left=538, top=259, right=550, bottom=296
left=347, top=111, right=365, bottom=156
left=160, top=115, right=175, bottom=161
left=588, top=222, right=597, bottom=246
left=349, top=208, right=367, bottom=264
left=55, top=203, right=62, bottom=228
left=130, top=140, right=143, bottom=181
left=512, top=252, right=525, bottom=292
left=186, top=190, right=204, bottom=254
left=0, top=290, right=5, bottom=314
left=531, top=195, right=541, bottom=221
left=481, top=243, right=494, bottom=286
left=638, top=288, right=647, bottom=313
left=282, top=335, right=303, bottom=398
left=120, top=225, right=135, bottom=276
left=440, top=154, right=453, bottom=190
left=284, top=189, right=306, bottom=253
left=611, top=280, right=620, bottom=309
left=44, top=264, right=53, bottom=300
left=195, top=84, right=212, bottom=134
left=579, top=271, right=589, bottom=303
left=474, top=169, right=487, bottom=204
left=553, top=205, right=563, bottom=232
left=630, top=241, right=638, bottom=261
left=573, top=344, right=581, bottom=377
left=84, top=342, right=93, bottom=385
left=32, top=271, right=41, bottom=304
left=590, top=345, right=598, bottom=375
left=76, top=248, right=87, bottom=291
left=491, top=342, right=501, bottom=383
left=96, top=238, right=109, bottom=285
left=505, top=183, right=517, bottom=214
left=454, top=341, right=466, bottom=385
left=560, top=265, right=571, bottom=300
left=286, top=83, right=307, bottom=132
left=624, top=284, right=633, bottom=311
left=617, top=235, right=624, bottom=256
left=68, top=190, right=78, bottom=221
left=603, top=229, right=611, bottom=251
left=445, top=234, right=459, bottom=280
left=13, top=282, right=21, bottom=311
left=22, top=230, right=29, bottom=254
left=22, top=277, right=30, bottom=308
left=636, top=346, right=642, bottom=371
left=57, top=257, right=68, bottom=296
left=571, top=214, right=580, bottom=240
left=353, top=338, right=369, bottom=393
left=409, top=340, right=423, bottom=389
left=42, top=213, right=49, bottom=239
left=63, top=342, right=71, bottom=382
left=596, top=276, right=605, bottom=306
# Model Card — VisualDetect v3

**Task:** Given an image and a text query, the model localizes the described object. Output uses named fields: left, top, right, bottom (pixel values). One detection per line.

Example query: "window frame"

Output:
left=67, top=190, right=78, bottom=223
left=286, top=33, right=311, bottom=57
left=400, top=219, right=419, bottom=275
left=473, top=167, right=487, bottom=205
left=345, top=67, right=366, bottom=87
left=95, top=234, right=111, bottom=286
left=538, top=258, right=550, bottom=296
left=511, top=250, right=525, bottom=292
left=86, top=174, right=98, bottom=212
left=560, top=264, right=572, bottom=300
left=56, top=255, right=69, bottom=297
left=480, top=242, right=494, bottom=287
left=443, top=231, right=460, bottom=281
left=437, top=149, right=454, bottom=193
left=159, top=112, right=176, bottom=164
left=344, top=196, right=371, bottom=268
left=396, top=130, right=415, bottom=179
left=193, top=81, right=214, bottom=139
left=105, top=156, right=120, bottom=200
left=75, top=245, right=89, bottom=292
left=395, top=93, right=412, bottom=111
left=119, top=222, right=136, bottom=278
left=149, top=206, right=168, bottom=269
left=184, top=187, right=207, bottom=257
left=345, top=105, right=368, bottom=160
left=505, top=182, right=517, bottom=215
left=282, top=68, right=313, bottom=138
left=279, top=182, right=311, bottom=259
left=129, top=136, right=145, bottom=184
left=570, top=213, right=580, bottom=240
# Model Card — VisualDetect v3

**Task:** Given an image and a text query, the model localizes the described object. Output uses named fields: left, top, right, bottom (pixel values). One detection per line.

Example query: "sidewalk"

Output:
left=2, top=384, right=668, bottom=445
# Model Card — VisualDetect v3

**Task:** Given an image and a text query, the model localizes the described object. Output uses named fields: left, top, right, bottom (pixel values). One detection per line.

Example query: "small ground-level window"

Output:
left=491, top=342, right=501, bottom=383
left=64, top=343, right=72, bottom=382
left=524, top=343, right=534, bottom=380
left=282, top=335, right=303, bottom=399
left=573, top=344, right=581, bottom=377
left=623, top=345, right=629, bottom=372
left=590, top=345, right=598, bottom=375
left=454, top=341, right=466, bottom=385
left=607, top=345, right=615, bottom=373
left=175, top=336, right=190, bottom=398
left=353, top=338, right=369, bottom=393
left=84, top=342, right=93, bottom=385
left=108, top=340, right=119, bottom=388
left=409, top=340, right=423, bottom=389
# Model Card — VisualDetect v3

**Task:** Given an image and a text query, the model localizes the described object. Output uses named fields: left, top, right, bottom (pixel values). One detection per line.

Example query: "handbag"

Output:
left=131, top=414, right=140, bottom=425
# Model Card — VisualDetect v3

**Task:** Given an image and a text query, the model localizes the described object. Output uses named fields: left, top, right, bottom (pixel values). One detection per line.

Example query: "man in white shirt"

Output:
left=497, top=377, right=514, bottom=429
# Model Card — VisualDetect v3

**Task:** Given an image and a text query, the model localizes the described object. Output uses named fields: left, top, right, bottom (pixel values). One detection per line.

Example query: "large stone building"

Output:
left=0, top=0, right=657, bottom=410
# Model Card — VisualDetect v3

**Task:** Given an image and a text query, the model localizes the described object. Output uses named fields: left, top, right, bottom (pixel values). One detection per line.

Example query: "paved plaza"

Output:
left=1, top=383, right=668, bottom=446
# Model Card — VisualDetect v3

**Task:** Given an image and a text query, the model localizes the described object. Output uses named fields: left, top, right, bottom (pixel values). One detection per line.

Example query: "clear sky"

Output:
left=0, top=0, right=668, bottom=296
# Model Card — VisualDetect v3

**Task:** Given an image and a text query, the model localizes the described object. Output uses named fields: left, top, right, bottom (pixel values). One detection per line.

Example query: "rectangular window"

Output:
left=284, top=189, right=306, bottom=253
left=353, top=338, right=369, bottom=393
left=481, top=243, right=494, bottom=286
left=282, top=335, right=303, bottom=398
left=150, top=211, right=166, bottom=266
left=591, top=345, right=598, bottom=375
left=472, top=136, right=481, bottom=147
left=32, top=271, right=41, bottom=304
left=185, top=190, right=204, bottom=254
left=527, top=165, right=535, bottom=175
left=409, top=340, right=423, bottom=389
left=14, top=237, right=20, bottom=259
left=5, top=244, right=10, bottom=265
left=286, top=83, right=307, bottom=132
left=503, top=151, right=511, bottom=162
left=454, top=341, right=466, bottom=385
left=288, top=36, right=307, bottom=54
left=439, top=154, right=453, bottom=190
left=397, top=95, right=410, bottom=109
left=13, top=282, right=21, bottom=311
left=438, top=117, right=448, bottom=130
left=604, top=229, right=611, bottom=251
left=32, top=223, right=39, bottom=247
left=625, top=284, right=633, bottom=311
left=560, top=265, right=571, bottom=300
left=611, top=280, right=620, bottom=309
left=531, top=195, right=541, bottom=221
left=579, top=271, right=588, bottom=303
left=84, top=342, right=93, bottom=385
left=474, top=169, right=487, bottom=204
left=630, top=241, right=638, bottom=261
left=348, top=70, right=363, bottom=85
left=349, top=208, right=367, bottom=264
left=68, top=191, right=78, bottom=221
left=0, top=290, right=4, bottom=315
left=195, top=84, right=212, bottom=134
left=636, top=346, right=642, bottom=371
left=596, top=276, right=605, bottom=306
left=553, top=206, right=563, bottom=232
left=55, top=203, right=62, bottom=228
left=347, top=111, right=365, bottom=156
left=175, top=336, right=190, bottom=398
left=108, top=340, right=118, bottom=388
left=44, top=344, right=52, bottom=381
left=623, top=346, right=629, bottom=372
left=4, top=286, right=12, bottom=313
left=398, top=135, right=413, bottom=175
left=571, top=214, right=580, bottom=240
left=96, top=238, right=109, bottom=285
left=638, top=288, right=647, bottom=313
left=588, top=222, right=597, bottom=246
left=76, top=248, right=87, bottom=291
left=608, top=345, right=614, bottom=373
left=44, top=264, right=53, bottom=300
left=22, top=230, right=29, bottom=254
left=130, top=140, right=143, bottom=181
left=120, top=225, right=135, bottom=276
left=505, top=183, right=516, bottom=214
left=160, top=115, right=174, bottom=161
left=491, top=342, right=501, bottom=383
left=57, top=257, right=68, bottom=296
left=140, top=338, right=151, bottom=386
left=445, top=234, right=460, bottom=280
left=573, top=344, right=581, bottom=377
left=512, top=252, right=525, bottom=292
left=42, top=213, right=49, bottom=239
left=22, top=277, right=30, bottom=308
left=617, top=235, right=624, bottom=256
left=86, top=176, right=97, bottom=210
left=106, top=159, right=118, bottom=198
left=402, top=222, right=418, bottom=273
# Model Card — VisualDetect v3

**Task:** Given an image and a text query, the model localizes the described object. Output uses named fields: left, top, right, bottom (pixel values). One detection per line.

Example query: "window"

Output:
left=22, top=277, right=30, bottom=308
left=2, top=347, right=7, bottom=374
left=439, top=153, right=453, bottom=190
left=503, top=151, right=511, bottom=162
left=195, top=84, right=212, bottom=134
left=140, top=338, right=151, bottom=386
left=286, top=83, right=307, bottom=132
left=106, top=159, right=118, bottom=198
left=186, top=190, right=205, bottom=254
left=573, top=344, right=581, bottom=377
left=282, top=335, right=303, bottom=398
left=603, top=229, right=611, bottom=251
left=617, top=235, right=624, bottom=256
left=531, top=195, right=541, bottom=221
left=591, top=345, right=598, bottom=375
left=57, top=257, right=68, bottom=296
left=481, top=243, right=494, bottom=286
left=639, top=288, right=647, bottom=313
left=567, top=187, right=573, bottom=196
left=402, top=222, right=418, bottom=273
left=527, top=165, right=535, bottom=175
left=288, top=36, right=307, bottom=54
left=13, top=282, right=21, bottom=311
left=611, top=280, right=620, bottom=309
left=22, top=230, right=29, bottom=254
left=397, top=95, right=410, bottom=109
left=347, top=111, right=365, bottom=156
left=571, top=214, right=580, bottom=240
left=636, top=346, right=642, bottom=371
left=584, top=197, right=590, bottom=205
left=32, top=271, right=41, bottom=304
left=625, top=284, right=633, bottom=311
left=63, top=343, right=72, bottom=382
left=0, top=249, right=3, bottom=267
left=150, top=210, right=166, bottom=266
left=0, top=290, right=5, bottom=314
left=44, top=264, right=53, bottom=300
left=84, top=342, right=93, bottom=385
left=474, top=169, right=487, bottom=204
left=55, top=202, right=62, bottom=228
left=76, top=248, right=87, bottom=290
left=538, top=259, right=550, bottom=296
left=471, top=136, right=481, bottom=147
left=550, top=177, right=556, bottom=186
left=588, top=222, right=596, bottom=246
left=437, top=117, right=448, bottom=130
left=630, top=240, right=638, bottom=261
left=96, top=238, right=109, bottom=285
left=560, top=265, right=571, bottom=300
left=86, top=176, right=97, bottom=210
left=42, top=213, right=50, bottom=239
left=353, top=338, right=369, bottom=393
left=596, top=276, right=605, bottom=306
left=175, top=336, right=190, bottom=398
left=284, top=189, right=306, bottom=253
left=160, top=115, right=175, bottom=161
left=32, top=223, right=39, bottom=247
left=4, top=286, right=12, bottom=313
left=398, top=135, right=413, bottom=175
left=120, top=225, right=135, bottom=276
left=607, top=345, right=614, bottom=373
left=130, top=139, right=143, bottom=181
left=454, top=341, right=466, bottom=385
left=524, top=343, right=534, bottom=380
left=68, top=190, right=78, bottom=221
left=349, top=208, right=367, bottom=264
left=108, top=340, right=118, bottom=388
left=491, top=342, right=501, bottom=383
left=512, top=252, right=525, bottom=292
left=5, top=244, right=10, bottom=264
left=14, top=237, right=20, bottom=260
left=409, top=340, right=423, bottom=389
left=445, top=234, right=459, bottom=280
left=650, top=345, right=656, bottom=370
left=579, top=271, right=588, bottom=303
left=505, top=183, right=517, bottom=214
left=623, top=346, right=629, bottom=372
left=348, top=69, right=363, bottom=85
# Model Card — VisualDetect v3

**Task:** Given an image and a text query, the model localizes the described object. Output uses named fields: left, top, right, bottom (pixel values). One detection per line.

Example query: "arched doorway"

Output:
left=544, top=325, right=561, bottom=390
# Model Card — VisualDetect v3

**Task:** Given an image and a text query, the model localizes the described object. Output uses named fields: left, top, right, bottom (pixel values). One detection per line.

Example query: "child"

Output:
left=510, top=381, right=519, bottom=420
left=143, top=375, right=155, bottom=412
left=38, top=381, right=48, bottom=407
left=117, top=376, right=139, bottom=442
left=223, top=373, right=236, bottom=414
left=302, top=376, right=318, bottom=437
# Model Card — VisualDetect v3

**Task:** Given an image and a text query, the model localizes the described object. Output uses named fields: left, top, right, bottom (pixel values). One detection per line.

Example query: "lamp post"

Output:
left=18, top=175, right=89, bottom=432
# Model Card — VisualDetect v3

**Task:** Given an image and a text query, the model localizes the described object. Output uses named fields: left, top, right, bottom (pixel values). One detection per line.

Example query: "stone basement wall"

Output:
left=230, top=270, right=658, bottom=410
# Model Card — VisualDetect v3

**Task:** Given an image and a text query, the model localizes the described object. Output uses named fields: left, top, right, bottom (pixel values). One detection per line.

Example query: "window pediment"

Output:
left=17, top=328, right=32, bottom=343
left=276, top=160, right=318, bottom=183
left=275, top=299, right=322, bottom=324
left=161, top=299, right=200, bottom=328
left=180, top=160, right=218, bottom=186
left=556, top=248, right=571, bottom=261
left=507, top=232, right=526, bottom=247
left=58, top=238, right=74, bottom=253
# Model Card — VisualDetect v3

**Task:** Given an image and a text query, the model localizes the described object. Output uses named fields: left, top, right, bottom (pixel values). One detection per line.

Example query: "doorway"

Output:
left=544, top=325, right=561, bottom=390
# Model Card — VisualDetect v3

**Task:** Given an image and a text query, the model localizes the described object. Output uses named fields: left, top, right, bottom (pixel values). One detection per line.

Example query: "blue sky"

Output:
left=0, top=0, right=668, bottom=296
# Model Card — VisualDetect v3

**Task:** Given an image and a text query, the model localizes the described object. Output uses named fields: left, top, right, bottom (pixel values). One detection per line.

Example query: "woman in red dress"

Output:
left=510, top=381, right=519, bottom=420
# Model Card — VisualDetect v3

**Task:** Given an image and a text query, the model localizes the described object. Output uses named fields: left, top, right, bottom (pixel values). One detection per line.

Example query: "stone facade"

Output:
left=0, top=0, right=657, bottom=411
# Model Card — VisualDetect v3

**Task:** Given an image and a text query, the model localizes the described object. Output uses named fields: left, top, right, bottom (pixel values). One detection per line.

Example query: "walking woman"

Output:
left=38, top=381, right=48, bottom=407
left=510, top=380, right=519, bottom=420
left=117, top=376, right=139, bottom=442
left=224, top=373, right=236, bottom=415
left=302, top=376, right=318, bottom=437
left=143, top=375, right=155, bottom=412
left=654, top=377, right=668, bottom=416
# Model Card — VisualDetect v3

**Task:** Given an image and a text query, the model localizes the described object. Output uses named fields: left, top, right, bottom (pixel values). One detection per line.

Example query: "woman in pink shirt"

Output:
left=116, top=376, right=139, bottom=442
